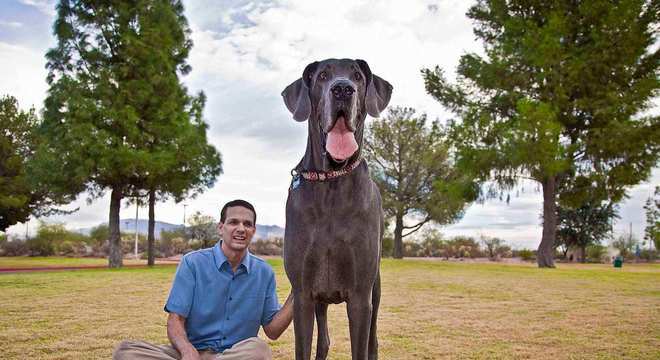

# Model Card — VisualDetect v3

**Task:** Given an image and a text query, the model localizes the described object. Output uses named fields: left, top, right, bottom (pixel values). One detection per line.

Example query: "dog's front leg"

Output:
left=293, top=290, right=315, bottom=360
left=347, top=291, right=373, bottom=360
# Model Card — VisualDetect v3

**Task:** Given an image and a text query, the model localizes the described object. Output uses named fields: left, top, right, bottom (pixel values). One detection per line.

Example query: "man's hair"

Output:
left=220, top=199, right=257, bottom=224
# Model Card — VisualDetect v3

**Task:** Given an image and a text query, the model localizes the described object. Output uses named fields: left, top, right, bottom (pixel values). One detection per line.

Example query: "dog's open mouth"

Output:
left=326, top=110, right=358, bottom=162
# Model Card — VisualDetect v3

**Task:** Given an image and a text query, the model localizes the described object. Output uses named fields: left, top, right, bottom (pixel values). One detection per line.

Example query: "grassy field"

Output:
left=0, top=256, right=159, bottom=269
left=0, top=258, right=658, bottom=359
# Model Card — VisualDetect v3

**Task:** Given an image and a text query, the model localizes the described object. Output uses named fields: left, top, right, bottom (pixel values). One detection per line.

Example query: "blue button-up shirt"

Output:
left=164, top=242, right=281, bottom=353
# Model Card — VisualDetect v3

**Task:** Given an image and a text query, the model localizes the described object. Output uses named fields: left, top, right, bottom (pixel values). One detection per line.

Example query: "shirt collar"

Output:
left=213, top=241, right=251, bottom=274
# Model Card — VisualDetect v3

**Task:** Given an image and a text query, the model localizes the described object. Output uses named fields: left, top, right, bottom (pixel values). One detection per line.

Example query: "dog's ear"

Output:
left=356, top=59, right=393, bottom=118
left=282, top=61, right=318, bottom=122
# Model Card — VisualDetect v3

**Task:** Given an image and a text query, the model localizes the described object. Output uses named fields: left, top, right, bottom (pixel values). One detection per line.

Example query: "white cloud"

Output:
left=0, top=20, right=23, bottom=28
left=18, top=0, right=56, bottom=16
left=0, top=42, right=48, bottom=110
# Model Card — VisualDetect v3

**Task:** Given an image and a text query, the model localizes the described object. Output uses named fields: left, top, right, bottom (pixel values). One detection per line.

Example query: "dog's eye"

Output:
left=319, top=71, right=327, bottom=80
left=354, top=71, right=362, bottom=81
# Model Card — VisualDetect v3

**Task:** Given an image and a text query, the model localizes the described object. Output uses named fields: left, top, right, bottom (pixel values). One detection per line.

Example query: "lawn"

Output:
left=0, top=258, right=658, bottom=359
left=0, top=256, right=159, bottom=269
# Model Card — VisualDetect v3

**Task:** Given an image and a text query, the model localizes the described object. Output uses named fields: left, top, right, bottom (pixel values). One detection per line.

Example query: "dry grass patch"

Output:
left=0, top=258, right=658, bottom=359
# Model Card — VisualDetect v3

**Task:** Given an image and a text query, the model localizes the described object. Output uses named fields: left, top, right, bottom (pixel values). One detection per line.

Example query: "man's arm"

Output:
left=263, top=292, right=294, bottom=340
left=167, top=312, right=200, bottom=360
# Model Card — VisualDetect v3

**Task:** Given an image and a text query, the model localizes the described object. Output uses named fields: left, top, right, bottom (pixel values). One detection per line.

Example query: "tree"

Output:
left=423, top=0, right=660, bottom=267
left=481, top=236, right=510, bottom=260
left=0, top=95, right=72, bottom=232
left=186, top=211, right=219, bottom=249
left=557, top=199, right=618, bottom=262
left=89, top=223, right=109, bottom=247
left=644, top=186, right=659, bottom=250
left=611, top=233, right=639, bottom=260
left=0, top=95, right=37, bottom=232
left=40, top=0, right=219, bottom=268
left=364, top=106, right=478, bottom=259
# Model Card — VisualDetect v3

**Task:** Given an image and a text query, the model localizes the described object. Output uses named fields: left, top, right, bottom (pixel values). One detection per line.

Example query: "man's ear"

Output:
left=281, top=61, right=318, bottom=122
left=356, top=59, right=393, bottom=117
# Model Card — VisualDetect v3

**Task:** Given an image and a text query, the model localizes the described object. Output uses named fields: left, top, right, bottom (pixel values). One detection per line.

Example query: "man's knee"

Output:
left=234, top=337, right=272, bottom=360
left=113, top=340, right=137, bottom=360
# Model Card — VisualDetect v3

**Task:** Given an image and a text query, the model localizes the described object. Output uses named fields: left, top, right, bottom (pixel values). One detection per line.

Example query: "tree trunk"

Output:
left=579, top=245, right=586, bottom=263
left=393, top=213, right=404, bottom=259
left=108, top=187, right=123, bottom=268
left=538, top=176, right=557, bottom=268
left=148, top=188, right=156, bottom=267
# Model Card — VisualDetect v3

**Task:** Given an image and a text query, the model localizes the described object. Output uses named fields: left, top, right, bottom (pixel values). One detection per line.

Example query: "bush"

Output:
left=639, top=249, right=657, bottom=261
left=586, top=244, right=607, bottom=263
left=1, top=238, right=29, bottom=256
left=27, top=236, right=55, bottom=256
left=515, top=249, right=536, bottom=261
left=481, top=236, right=511, bottom=260
left=381, top=233, right=394, bottom=257
left=249, top=237, right=283, bottom=256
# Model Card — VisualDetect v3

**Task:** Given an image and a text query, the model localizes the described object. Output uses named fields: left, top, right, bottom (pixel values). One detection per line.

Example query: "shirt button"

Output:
left=223, top=336, right=227, bottom=340
left=229, top=297, right=232, bottom=301
left=226, top=317, right=229, bottom=320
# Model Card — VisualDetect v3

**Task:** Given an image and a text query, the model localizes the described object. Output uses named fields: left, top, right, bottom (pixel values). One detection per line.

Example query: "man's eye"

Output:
left=244, top=222, right=254, bottom=228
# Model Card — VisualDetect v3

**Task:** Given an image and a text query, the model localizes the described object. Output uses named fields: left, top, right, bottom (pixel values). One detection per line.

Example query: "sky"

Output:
left=1, top=0, right=658, bottom=249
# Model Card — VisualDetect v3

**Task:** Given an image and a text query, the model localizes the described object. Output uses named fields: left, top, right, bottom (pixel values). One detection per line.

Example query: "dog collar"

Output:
left=291, top=157, right=363, bottom=185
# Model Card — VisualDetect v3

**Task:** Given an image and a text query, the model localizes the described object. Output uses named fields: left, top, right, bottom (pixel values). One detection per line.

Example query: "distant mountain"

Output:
left=255, top=224, right=284, bottom=240
left=76, top=220, right=284, bottom=240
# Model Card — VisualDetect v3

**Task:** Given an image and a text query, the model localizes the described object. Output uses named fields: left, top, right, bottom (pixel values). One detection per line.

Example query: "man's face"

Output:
left=218, top=206, right=256, bottom=253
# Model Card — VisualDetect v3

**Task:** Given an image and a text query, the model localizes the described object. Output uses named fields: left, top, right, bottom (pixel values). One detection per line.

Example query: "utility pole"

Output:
left=135, top=198, right=139, bottom=260
left=183, top=204, right=188, bottom=228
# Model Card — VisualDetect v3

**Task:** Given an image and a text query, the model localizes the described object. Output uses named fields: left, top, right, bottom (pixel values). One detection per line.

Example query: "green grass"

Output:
left=0, top=258, right=658, bottom=359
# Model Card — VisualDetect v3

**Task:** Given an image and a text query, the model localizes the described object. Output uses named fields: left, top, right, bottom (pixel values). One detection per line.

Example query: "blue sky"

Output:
left=1, top=0, right=657, bottom=248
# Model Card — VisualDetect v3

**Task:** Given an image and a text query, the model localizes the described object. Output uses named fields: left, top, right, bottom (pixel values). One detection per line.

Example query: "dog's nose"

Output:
left=331, top=82, right=355, bottom=100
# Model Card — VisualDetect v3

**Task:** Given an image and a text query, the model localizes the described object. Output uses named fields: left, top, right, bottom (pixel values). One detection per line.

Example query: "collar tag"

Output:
left=290, top=174, right=301, bottom=191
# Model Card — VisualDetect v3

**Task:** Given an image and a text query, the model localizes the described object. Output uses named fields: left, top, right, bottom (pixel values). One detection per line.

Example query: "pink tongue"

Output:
left=326, top=117, right=358, bottom=161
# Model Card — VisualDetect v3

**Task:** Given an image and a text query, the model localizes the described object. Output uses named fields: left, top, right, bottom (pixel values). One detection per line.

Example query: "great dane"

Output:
left=281, top=59, right=392, bottom=360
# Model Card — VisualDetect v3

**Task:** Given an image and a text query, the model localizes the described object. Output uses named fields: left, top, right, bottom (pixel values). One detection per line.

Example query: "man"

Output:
left=114, top=199, right=293, bottom=360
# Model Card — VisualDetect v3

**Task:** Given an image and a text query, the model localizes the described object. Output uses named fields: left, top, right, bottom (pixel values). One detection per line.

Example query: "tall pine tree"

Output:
left=41, top=0, right=220, bottom=268
left=423, top=0, right=659, bottom=267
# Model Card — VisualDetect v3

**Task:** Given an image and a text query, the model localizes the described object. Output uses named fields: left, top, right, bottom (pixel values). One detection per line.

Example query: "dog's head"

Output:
left=282, top=59, right=392, bottom=163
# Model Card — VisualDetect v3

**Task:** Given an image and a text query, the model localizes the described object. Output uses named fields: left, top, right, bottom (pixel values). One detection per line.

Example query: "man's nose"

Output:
left=331, top=81, right=355, bottom=101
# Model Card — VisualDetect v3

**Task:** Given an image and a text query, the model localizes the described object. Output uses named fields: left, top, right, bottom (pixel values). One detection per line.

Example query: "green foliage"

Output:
left=643, top=186, right=660, bottom=250
left=422, top=0, right=660, bottom=267
left=365, top=106, right=478, bottom=258
left=0, top=96, right=70, bottom=231
left=40, top=1, right=221, bottom=267
left=27, top=221, right=91, bottom=256
left=556, top=199, right=618, bottom=261
left=186, top=211, right=219, bottom=249
left=585, top=244, right=607, bottom=263
left=89, top=224, right=109, bottom=246
left=515, top=249, right=536, bottom=262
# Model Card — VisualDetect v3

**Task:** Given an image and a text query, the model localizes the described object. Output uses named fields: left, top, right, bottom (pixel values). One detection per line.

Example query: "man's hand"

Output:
left=167, top=312, right=200, bottom=359
left=263, top=292, right=294, bottom=340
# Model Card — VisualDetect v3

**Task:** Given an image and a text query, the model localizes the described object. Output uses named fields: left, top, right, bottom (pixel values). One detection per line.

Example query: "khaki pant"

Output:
left=113, top=337, right=272, bottom=360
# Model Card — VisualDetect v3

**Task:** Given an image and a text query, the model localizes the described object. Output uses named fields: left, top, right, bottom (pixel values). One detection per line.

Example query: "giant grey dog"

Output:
left=281, top=59, right=392, bottom=360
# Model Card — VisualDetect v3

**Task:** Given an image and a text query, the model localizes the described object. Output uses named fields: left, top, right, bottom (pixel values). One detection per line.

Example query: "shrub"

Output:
left=586, top=244, right=607, bottom=263
left=381, top=233, right=394, bottom=258
left=27, top=236, right=55, bottom=256
left=515, top=249, right=536, bottom=261
left=1, top=238, right=29, bottom=256
left=249, top=238, right=283, bottom=256
left=639, top=249, right=657, bottom=261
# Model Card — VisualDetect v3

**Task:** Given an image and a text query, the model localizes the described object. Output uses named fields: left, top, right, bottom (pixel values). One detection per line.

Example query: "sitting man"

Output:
left=114, top=199, right=293, bottom=360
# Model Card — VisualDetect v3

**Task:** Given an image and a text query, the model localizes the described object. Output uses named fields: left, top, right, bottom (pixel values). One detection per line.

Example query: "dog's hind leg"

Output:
left=315, top=303, right=330, bottom=360
left=368, top=271, right=380, bottom=360
left=294, top=292, right=315, bottom=360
